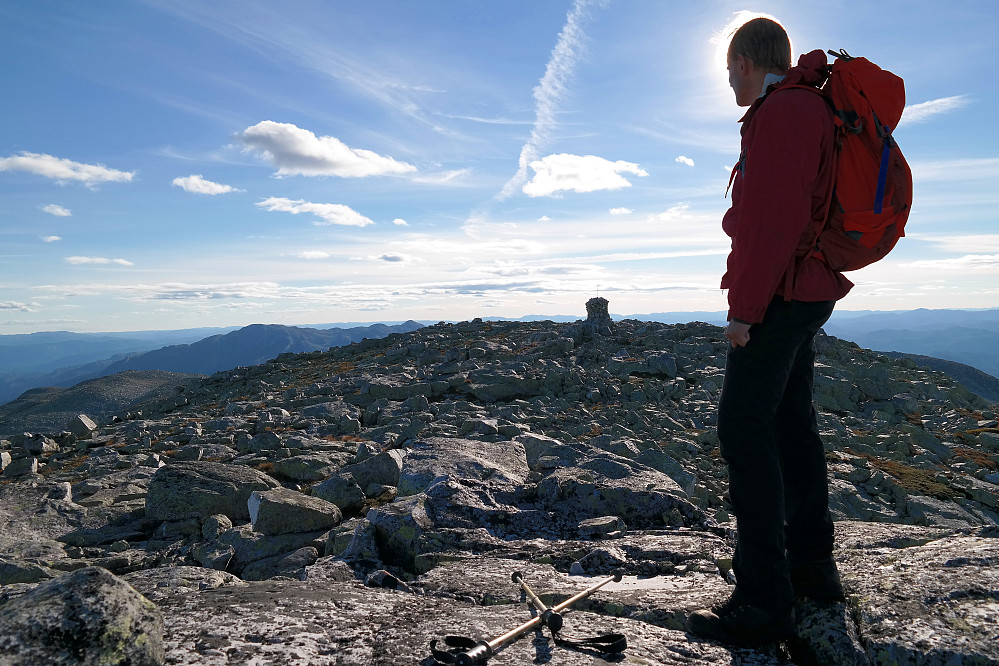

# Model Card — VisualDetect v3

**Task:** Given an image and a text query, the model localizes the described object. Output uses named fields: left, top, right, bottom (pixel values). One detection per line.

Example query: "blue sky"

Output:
left=1, top=0, right=997, bottom=333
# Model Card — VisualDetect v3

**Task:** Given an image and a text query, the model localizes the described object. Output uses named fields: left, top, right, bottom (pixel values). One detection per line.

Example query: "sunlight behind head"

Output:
left=708, top=11, right=791, bottom=103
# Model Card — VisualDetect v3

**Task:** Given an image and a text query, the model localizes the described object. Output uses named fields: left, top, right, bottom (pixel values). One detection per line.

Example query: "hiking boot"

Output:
left=685, top=597, right=795, bottom=646
left=789, top=556, right=845, bottom=602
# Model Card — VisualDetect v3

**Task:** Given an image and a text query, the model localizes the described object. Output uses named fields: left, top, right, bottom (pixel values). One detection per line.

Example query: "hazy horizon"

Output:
left=3, top=2, right=997, bottom=335
left=2, top=306, right=998, bottom=338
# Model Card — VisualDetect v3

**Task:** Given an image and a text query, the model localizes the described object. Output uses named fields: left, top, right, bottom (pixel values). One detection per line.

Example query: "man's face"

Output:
left=727, top=54, right=755, bottom=107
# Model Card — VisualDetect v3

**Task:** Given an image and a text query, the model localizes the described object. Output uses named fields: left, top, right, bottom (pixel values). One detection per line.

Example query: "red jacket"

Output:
left=721, top=70, right=853, bottom=324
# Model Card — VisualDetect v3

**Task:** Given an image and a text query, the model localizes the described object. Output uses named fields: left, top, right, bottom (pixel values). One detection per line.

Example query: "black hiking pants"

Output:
left=717, top=297, right=837, bottom=612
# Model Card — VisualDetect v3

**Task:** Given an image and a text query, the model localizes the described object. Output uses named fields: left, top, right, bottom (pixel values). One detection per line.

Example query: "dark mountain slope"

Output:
left=0, top=370, right=201, bottom=437
left=101, top=322, right=424, bottom=376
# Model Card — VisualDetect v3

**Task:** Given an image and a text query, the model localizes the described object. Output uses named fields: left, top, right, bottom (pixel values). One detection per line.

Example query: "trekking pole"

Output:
left=430, top=570, right=624, bottom=665
left=511, top=571, right=563, bottom=632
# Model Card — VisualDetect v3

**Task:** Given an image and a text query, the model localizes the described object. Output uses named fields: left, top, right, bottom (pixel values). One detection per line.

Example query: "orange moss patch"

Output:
left=858, top=454, right=960, bottom=500
left=953, top=447, right=999, bottom=471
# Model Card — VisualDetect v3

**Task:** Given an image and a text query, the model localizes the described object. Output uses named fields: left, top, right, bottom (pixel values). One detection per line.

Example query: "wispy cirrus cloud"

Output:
left=42, top=204, right=72, bottom=217
left=65, top=256, right=134, bottom=266
left=256, top=197, right=374, bottom=227
left=0, top=152, right=133, bottom=186
left=523, top=154, right=647, bottom=197
left=901, top=254, right=999, bottom=270
left=172, top=174, right=241, bottom=195
left=911, top=158, right=999, bottom=182
left=236, top=121, right=415, bottom=178
left=140, top=282, right=281, bottom=301
left=496, top=0, right=607, bottom=201
left=908, top=233, right=999, bottom=253
left=41, top=235, right=62, bottom=243
left=898, top=95, right=970, bottom=128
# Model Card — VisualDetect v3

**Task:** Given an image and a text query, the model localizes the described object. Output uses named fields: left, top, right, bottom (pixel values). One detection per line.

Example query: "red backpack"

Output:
left=777, top=49, right=913, bottom=271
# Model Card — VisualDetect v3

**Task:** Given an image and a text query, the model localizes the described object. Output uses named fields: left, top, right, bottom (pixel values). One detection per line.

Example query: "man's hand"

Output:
left=725, top=320, right=751, bottom=348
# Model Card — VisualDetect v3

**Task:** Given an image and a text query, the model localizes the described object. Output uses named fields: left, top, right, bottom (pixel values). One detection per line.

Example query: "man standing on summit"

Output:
left=685, top=18, right=851, bottom=646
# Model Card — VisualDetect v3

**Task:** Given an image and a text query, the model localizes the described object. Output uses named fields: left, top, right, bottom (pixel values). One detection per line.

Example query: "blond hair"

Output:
left=728, top=18, right=791, bottom=73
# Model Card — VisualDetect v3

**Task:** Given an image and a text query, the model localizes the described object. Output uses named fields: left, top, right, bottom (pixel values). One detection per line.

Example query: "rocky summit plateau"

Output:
left=1, top=298, right=998, bottom=666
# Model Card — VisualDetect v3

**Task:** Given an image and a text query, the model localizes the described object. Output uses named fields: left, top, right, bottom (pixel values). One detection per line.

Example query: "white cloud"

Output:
left=652, top=202, right=693, bottom=220
left=0, top=301, right=36, bottom=312
left=65, top=256, right=134, bottom=266
left=898, top=95, right=970, bottom=128
left=172, top=174, right=240, bottom=195
left=538, top=216, right=552, bottom=222
left=256, top=197, right=375, bottom=227
left=0, top=152, right=133, bottom=186
left=497, top=0, right=604, bottom=200
left=609, top=207, right=632, bottom=215
left=236, top=121, right=415, bottom=178
left=675, top=155, right=695, bottom=167
left=523, top=154, right=648, bottom=197
left=41, top=235, right=61, bottom=243
left=42, top=204, right=72, bottom=217
left=392, top=218, right=409, bottom=226
left=295, top=251, right=331, bottom=259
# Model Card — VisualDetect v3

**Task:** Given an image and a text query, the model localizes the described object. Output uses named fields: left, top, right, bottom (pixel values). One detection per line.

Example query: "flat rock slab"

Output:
left=839, top=530, right=999, bottom=664
left=152, top=577, right=785, bottom=666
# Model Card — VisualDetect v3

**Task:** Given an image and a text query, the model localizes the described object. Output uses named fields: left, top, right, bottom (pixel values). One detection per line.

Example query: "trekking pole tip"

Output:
left=511, top=571, right=524, bottom=584
left=612, top=570, right=623, bottom=583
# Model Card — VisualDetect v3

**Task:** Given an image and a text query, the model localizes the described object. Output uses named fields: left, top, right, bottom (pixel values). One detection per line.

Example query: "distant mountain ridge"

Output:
left=819, top=309, right=999, bottom=378
left=0, top=328, right=235, bottom=374
left=0, top=322, right=423, bottom=405
left=99, top=322, right=423, bottom=375
left=2, top=309, right=997, bottom=407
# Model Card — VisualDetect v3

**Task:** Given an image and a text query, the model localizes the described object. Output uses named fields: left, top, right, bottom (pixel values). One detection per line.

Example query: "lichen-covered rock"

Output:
left=312, top=472, right=367, bottom=515
left=0, top=557, right=55, bottom=585
left=398, top=436, right=529, bottom=497
left=248, top=486, right=342, bottom=535
left=272, top=453, right=345, bottom=481
left=839, top=527, right=999, bottom=665
left=0, top=566, right=164, bottom=665
left=366, top=494, right=434, bottom=573
left=241, top=546, right=319, bottom=581
left=341, top=449, right=405, bottom=490
left=121, top=565, right=245, bottom=598
left=144, top=461, right=279, bottom=523
left=66, top=413, right=98, bottom=439
left=2, top=456, right=38, bottom=477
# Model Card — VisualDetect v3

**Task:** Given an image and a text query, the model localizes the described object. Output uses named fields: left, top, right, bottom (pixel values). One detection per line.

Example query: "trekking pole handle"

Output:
left=511, top=571, right=563, bottom=632
left=454, top=641, right=492, bottom=666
